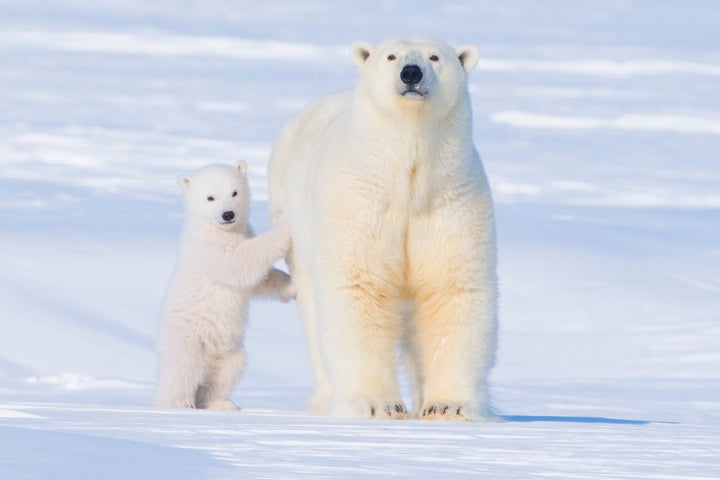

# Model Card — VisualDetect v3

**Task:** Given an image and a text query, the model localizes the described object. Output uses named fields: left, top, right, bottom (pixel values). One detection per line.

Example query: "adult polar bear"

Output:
left=269, top=38, right=498, bottom=421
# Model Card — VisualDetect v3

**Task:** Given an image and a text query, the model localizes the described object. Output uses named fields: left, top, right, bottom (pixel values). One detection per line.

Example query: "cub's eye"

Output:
left=207, top=196, right=215, bottom=202
left=387, top=54, right=396, bottom=61
left=429, top=54, right=439, bottom=62
left=232, top=191, right=238, bottom=197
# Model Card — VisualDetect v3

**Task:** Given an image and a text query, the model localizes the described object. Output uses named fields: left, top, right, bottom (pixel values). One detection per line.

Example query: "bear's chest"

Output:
left=385, top=160, right=435, bottom=214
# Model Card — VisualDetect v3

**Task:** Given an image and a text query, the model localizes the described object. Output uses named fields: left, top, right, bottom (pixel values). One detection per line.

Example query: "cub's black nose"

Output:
left=400, top=64, right=423, bottom=85
left=222, top=211, right=235, bottom=222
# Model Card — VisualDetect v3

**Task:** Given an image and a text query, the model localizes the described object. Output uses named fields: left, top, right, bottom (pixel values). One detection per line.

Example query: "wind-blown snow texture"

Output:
left=1, top=1, right=719, bottom=478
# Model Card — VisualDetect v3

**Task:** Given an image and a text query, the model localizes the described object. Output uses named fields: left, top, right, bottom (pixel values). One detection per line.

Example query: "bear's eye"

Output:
left=207, top=196, right=215, bottom=202
left=429, top=54, right=439, bottom=62
left=387, top=54, right=396, bottom=61
left=232, top=191, right=238, bottom=197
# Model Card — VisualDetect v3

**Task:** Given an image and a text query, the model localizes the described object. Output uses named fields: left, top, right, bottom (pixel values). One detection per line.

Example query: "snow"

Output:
left=490, top=111, right=720, bottom=135
left=1, top=1, right=719, bottom=478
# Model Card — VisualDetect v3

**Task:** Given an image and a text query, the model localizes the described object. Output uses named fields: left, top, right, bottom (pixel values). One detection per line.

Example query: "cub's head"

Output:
left=177, top=161, right=250, bottom=230
left=350, top=37, right=479, bottom=118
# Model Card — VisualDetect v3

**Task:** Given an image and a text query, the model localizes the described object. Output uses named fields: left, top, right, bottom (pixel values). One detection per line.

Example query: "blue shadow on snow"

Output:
left=501, top=415, right=677, bottom=425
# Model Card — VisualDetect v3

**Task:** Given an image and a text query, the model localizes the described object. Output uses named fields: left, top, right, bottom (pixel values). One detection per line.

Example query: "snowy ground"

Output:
left=1, top=1, right=719, bottom=478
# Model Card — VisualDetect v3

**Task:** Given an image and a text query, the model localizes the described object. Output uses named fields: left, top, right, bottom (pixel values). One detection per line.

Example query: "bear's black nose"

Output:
left=222, top=211, right=235, bottom=222
left=400, top=64, right=423, bottom=85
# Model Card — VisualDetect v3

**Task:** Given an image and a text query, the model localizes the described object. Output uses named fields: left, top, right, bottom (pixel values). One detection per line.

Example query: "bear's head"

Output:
left=350, top=37, right=479, bottom=120
left=177, top=162, right=250, bottom=230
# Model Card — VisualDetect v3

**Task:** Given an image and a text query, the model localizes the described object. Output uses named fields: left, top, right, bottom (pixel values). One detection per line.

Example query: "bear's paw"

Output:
left=336, top=396, right=408, bottom=420
left=419, top=402, right=483, bottom=422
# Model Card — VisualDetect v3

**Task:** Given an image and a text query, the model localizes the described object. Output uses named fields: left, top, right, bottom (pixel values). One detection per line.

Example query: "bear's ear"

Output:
left=177, top=174, right=191, bottom=191
left=350, top=41, right=373, bottom=67
left=234, top=160, right=248, bottom=176
left=455, top=45, right=479, bottom=73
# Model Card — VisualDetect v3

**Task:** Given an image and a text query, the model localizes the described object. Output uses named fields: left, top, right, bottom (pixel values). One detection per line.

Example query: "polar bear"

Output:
left=268, top=38, right=498, bottom=421
left=156, top=162, right=292, bottom=410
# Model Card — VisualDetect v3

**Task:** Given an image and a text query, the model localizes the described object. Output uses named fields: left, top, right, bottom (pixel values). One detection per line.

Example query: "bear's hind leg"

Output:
left=289, top=249, right=333, bottom=414
left=196, top=348, right=245, bottom=410
left=155, top=338, right=205, bottom=409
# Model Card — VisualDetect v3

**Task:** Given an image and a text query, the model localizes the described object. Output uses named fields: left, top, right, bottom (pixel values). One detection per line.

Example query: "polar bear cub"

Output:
left=156, top=161, right=292, bottom=410
left=269, top=38, right=497, bottom=421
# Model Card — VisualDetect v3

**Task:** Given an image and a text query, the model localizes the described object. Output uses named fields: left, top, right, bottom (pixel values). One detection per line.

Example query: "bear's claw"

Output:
left=339, top=397, right=408, bottom=419
left=387, top=402, right=407, bottom=418
left=420, top=403, right=474, bottom=421
left=369, top=403, right=406, bottom=418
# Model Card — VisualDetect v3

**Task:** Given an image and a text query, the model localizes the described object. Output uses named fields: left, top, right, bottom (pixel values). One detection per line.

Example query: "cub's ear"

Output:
left=350, top=41, right=373, bottom=67
left=455, top=45, right=479, bottom=73
left=177, top=174, right=191, bottom=191
left=234, top=160, right=248, bottom=176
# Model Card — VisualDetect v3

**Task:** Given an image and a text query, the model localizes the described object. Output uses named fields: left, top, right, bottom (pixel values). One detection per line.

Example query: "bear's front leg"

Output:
left=315, top=254, right=408, bottom=419
left=407, top=207, right=498, bottom=421
left=311, top=181, right=410, bottom=419
left=412, top=286, right=497, bottom=421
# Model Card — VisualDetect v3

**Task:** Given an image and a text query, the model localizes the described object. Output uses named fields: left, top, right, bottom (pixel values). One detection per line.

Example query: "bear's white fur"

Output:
left=269, top=38, right=498, bottom=421
left=156, top=162, right=292, bottom=410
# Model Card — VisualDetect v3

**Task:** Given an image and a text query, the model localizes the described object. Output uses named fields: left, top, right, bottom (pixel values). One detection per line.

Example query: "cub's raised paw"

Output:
left=256, top=268, right=295, bottom=302
left=282, top=283, right=297, bottom=302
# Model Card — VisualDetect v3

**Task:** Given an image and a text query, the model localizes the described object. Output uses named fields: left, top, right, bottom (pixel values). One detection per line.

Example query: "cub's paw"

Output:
left=260, top=269, right=295, bottom=302
left=335, top=397, right=408, bottom=420
left=277, top=277, right=296, bottom=302
left=419, top=402, right=481, bottom=422
left=204, top=399, right=237, bottom=411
